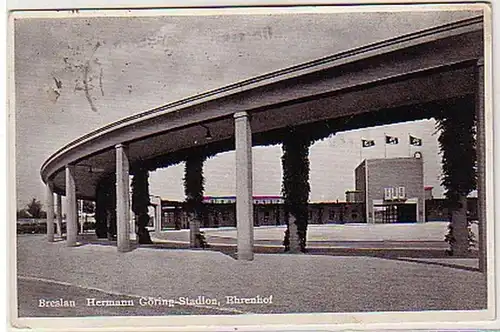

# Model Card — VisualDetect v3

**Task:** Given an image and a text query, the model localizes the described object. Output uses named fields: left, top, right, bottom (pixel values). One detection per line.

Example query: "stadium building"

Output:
left=354, top=154, right=425, bottom=224
left=158, top=155, right=462, bottom=229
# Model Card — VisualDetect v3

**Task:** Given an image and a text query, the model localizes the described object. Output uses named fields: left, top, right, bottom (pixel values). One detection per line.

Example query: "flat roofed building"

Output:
left=355, top=156, right=425, bottom=224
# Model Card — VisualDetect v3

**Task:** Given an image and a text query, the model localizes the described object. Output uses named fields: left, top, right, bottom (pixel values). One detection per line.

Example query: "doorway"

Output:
left=397, top=203, right=417, bottom=223
left=373, top=203, right=417, bottom=223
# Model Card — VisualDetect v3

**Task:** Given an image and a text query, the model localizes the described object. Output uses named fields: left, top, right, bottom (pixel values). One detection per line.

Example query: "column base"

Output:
left=117, top=246, right=131, bottom=253
left=237, top=250, right=254, bottom=261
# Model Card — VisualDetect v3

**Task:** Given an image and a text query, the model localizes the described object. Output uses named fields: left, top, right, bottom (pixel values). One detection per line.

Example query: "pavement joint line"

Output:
left=18, top=275, right=250, bottom=315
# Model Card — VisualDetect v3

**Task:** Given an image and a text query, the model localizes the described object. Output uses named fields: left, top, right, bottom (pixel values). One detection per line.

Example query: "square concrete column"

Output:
left=130, top=206, right=136, bottom=241
left=150, top=196, right=162, bottom=235
left=56, top=194, right=63, bottom=237
left=78, top=200, right=84, bottom=234
left=45, top=181, right=55, bottom=242
left=65, top=165, right=78, bottom=246
left=234, top=111, right=254, bottom=260
left=155, top=205, right=162, bottom=235
left=116, top=144, right=131, bottom=252
left=476, top=58, right=486, bottom=273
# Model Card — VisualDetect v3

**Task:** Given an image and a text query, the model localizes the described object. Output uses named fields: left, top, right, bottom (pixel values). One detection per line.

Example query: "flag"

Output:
left=385, top=135, right=399, bottom=144
left=409, top=135, right=422, bottom=146
left=362, top=139, right=375, bottom=148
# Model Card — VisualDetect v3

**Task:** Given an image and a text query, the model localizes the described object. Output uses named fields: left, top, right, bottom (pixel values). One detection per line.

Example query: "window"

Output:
left=398, top=186, right=405, bottom=199
left=391, top=188, right=399, bottom=200
left=384, top=187, right=406, bottom=201
left=384, top=188, right=392, bottom=200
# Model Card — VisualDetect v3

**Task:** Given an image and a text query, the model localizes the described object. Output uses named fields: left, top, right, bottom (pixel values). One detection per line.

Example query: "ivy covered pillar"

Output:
left=131, top=167, right=153, bottom=244
left=95, top=175, right=117, bottom=239
left=56, top=194, right=63, bottom=237
left=106, top=181, right=117, bottom=241
left=115, top=144, right=131, bottom=252
left=184, top=152, right=206, bottom=248
left=65, top=164, right=78, bottom=247
left=94, top=179, right=108, bottom=238
left=436, top=97, right=476, bottom=257
left=234, top=111, right=254, bottom=260
left=476, top=58, right=486, bottom=273
left=282, top=128, right=312, bottom=253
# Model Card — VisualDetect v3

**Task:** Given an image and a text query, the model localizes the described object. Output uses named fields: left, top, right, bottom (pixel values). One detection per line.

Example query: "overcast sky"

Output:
left=13, top=8, right=481, bottom=208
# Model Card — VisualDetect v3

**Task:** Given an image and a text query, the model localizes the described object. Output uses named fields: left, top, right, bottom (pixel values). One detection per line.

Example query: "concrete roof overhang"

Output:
left=40, top=16, right=484, bottom=200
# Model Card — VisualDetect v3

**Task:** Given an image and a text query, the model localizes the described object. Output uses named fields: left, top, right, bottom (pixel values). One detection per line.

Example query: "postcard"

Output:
left=8, top=2, right=497, bottom=331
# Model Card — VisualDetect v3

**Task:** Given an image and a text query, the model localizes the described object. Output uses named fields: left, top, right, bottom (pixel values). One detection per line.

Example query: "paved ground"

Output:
left=16, top=231, right=487, bottom=318
left=152, top=223, right=479, bottom=258
left=204, top=222, right=479, bottom=242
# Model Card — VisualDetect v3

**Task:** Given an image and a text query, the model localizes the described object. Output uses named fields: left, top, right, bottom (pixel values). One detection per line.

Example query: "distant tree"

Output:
left=95, top=174, right=117, bottom=240
left=26, top=198, right=44, bottom=219
left=17, top=209, right=32, bottom=219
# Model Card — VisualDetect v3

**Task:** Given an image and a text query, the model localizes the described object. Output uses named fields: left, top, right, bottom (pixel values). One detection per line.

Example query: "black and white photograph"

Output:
left=9, top=2, right=496, bottom=330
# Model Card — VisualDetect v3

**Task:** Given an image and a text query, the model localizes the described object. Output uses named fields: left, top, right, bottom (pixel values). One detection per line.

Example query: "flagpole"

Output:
left=408, top=134, right=411, bottom=157
left=384, top=133, right=387, bottom=158
left=360, top=141, right=362, bottom=162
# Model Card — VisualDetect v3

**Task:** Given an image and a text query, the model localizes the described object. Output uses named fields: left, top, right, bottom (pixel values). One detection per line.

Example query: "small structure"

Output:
left=345, top=190, right=363, bottom=203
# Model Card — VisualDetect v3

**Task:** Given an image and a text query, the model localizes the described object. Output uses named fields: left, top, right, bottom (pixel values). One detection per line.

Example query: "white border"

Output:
left=6, top=1, right=498, bottom=331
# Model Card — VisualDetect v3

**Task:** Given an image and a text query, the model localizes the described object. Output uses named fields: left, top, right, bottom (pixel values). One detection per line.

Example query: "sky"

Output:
left=13, top=7, right=482, bottom=209
left=149, top=120, right=442, bottom=203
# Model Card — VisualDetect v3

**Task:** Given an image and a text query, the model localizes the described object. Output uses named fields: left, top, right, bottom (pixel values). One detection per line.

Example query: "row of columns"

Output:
left=45, top=111, right=255, bottom=260
left=45, top=59, right=486, bottom=267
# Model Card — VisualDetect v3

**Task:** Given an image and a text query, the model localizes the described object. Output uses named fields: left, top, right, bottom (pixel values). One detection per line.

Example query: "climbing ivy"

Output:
left=281, top=127, right=313, bottom=253
left=184, top=150, right=206, bottom=248
left=131, top=167, right=153, bottom=244
left=435, top=97, right=477, bottom=254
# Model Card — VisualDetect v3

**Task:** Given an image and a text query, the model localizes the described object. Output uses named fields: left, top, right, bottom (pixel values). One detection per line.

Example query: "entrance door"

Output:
left=373, top=204, right=398, bottom=223
left=397, top=204, right=417, bottom=223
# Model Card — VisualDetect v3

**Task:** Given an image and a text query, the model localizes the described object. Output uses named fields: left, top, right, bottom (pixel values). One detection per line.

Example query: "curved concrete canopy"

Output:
left=41, top=16, right=483, bottom=200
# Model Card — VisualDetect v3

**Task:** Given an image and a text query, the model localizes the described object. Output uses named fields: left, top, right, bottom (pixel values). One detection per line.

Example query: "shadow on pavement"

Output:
left=375, top=256, right=480, bottom=272
left=71, top=233, right=479, bottom=266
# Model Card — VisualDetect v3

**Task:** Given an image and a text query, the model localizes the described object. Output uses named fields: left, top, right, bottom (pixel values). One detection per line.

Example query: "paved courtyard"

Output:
left=204, top=222, right=477, bottom=242
left=16, top=223, right=487, bottom=318
left=153, top=222, right=479, bottom=254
